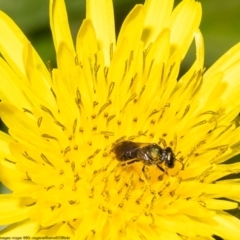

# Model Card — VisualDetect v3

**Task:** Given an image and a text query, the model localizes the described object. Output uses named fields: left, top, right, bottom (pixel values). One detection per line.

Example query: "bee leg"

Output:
left=119, top=159, right=141, bottom=167
left=156, top=164, right=168, bottom=175
left=176, top=159, right=184, bottom=171
left=114, top=159, right=141, bottom=181
left=157, top=165, right=167, bottom=181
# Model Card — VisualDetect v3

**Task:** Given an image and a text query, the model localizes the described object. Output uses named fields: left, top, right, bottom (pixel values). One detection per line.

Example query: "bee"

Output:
left=113, top=141, right=177, bottom=173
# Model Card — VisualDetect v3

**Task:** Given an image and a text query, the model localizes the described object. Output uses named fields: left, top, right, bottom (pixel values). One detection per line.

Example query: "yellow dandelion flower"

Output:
left=1, top=0, right=240, bottom=239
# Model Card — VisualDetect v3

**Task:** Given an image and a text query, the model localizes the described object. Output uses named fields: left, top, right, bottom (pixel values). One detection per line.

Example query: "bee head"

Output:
left=162, top=147, right=175, bottom=168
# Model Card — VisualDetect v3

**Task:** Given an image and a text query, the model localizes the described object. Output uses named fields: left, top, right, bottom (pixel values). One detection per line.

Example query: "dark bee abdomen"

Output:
left=114, top=141, right=139, bottom=161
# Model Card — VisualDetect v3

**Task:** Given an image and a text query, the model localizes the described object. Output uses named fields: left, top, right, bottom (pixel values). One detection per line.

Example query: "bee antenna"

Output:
left=175, top=158, right=184, bottom=170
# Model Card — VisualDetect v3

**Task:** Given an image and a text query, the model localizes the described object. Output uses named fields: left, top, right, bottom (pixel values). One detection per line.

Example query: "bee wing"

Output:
left=113, top=141, right=150, bottom=160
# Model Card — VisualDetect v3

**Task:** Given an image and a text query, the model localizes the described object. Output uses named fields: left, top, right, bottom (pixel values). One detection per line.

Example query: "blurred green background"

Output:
left=0, top=0, right=240, bottom=195
left=0, top=0, right=240, bottom=68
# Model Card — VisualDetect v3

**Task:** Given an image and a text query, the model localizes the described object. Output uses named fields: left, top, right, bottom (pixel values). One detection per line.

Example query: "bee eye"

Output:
left=167, top=160, right=174, bottom=168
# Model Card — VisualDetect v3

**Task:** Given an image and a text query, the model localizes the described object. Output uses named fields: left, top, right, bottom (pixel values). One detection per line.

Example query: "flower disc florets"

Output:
left=1, top=0, right=240, bottom=239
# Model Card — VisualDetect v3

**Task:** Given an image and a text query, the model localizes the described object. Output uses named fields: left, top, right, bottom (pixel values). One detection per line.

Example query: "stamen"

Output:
left=160, top=63, right=165, bottom=83
left=22, top=108, right=33, bottom=114
left=128, top=51, right=134, bottom=69
left=98, top=101, right=112, bottom=116
left=26, top=202, right=36, bottom=207
left=42, top=134, right=58, bottom=141
left=148, top=109, right=159, bottom=118
left=41, top=154, right=54, bottom=168
left=50, top=88, right=57, bottom=100
left=166, top=63, right=176, bottom=82
left=122, top=61, right=128, bottom=80
left=188, top=140, right=206, bottom=156
left=142, top=43, right=152, bottom=74
left=191, top=120, right=207, bottom=128
left=107, top=82, right=115, bottom=99
left=128, top=74, right=137, bottom=90
left=139, top=85, right=146, bottom=99
left=54, top=120, right=66, bottom=131
left=122, top=93, right=137, bottom=111
left=75, top=88, right=82, bottom=109
left=94, top=54, right=100, bottom=81
left=110, top=42, right=114, bottom=61
left=41, top=105, right=54, bottom=118
left=22, top=151, right=37, bottom=162
left=104, top=66, right=109, bottom=80
left=147, top=59, right=154, bottom=79
left=72, top=119, right=77, bottom=135
left=63, top=146, right=71, bottom=156
left=25, top=172, right=32, bottom=181
left=107, top=115, right=116, bottom=124
left=71, top=161, right=75, bottom=172
left=4, top=158, right=16, bottom=164
left=181, top=104, right=190, bottom=119
left=37, top=117, right=42, bottom=127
